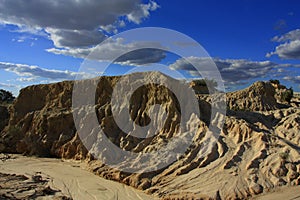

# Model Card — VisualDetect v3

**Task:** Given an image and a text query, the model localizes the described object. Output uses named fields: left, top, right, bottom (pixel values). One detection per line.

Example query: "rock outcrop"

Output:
left=0, top=172, right=72, bottom=200
left=0, top=81, right=79, bottom=157
left=149, top=106, right=300, bottom=199
left=227, top=81, right=278, bottom=111
left=0, top=72, right=299, bottom=200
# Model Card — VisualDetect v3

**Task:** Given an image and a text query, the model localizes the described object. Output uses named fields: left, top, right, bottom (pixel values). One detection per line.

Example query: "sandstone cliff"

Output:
left=0, top=73, right=299, bottom=200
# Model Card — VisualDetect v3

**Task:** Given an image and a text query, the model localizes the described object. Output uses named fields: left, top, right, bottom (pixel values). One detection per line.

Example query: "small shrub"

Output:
left=281, top=87, right=293, bottom=103
left=269, top=79, right=280, bottom=85
left=0, top=89, right=15, bottom=103
left=190, top=79, right=218, bottom=94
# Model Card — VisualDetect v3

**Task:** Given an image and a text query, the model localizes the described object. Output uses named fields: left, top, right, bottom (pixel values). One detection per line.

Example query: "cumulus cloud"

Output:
left=0, top=62, right=85, bottom=80
left=267, top=29, right=300, bottom=59
left=127, top=1, right=159, bottom=24
left=0, top=0, right=159, bottom=49
left=47, top=38, right=166, bottom=66
left=115, top=48, right=166, bottom=65
left=46, top=28, right=107, bottom=48
left=169, top=57, right=283, bottom=86
left=272, top=29, right=300, bottom=42
left=0, top=1, right=132, bottom=29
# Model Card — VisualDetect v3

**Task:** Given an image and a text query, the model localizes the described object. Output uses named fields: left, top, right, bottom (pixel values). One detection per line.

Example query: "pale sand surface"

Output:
left=0, top=156, right=299, bottom=200
left=0, top=154, right=154, bottom=200
left=252, top=186, right=300, bottom=200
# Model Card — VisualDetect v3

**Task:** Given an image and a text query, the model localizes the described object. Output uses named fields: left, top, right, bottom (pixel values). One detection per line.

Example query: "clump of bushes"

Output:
left=192, top=79, right=218, bottom=88
left=269, top=79, right=294, bottom=103
left=190, top=79, right=218, bottom=94
left=269, top=79, right=280, bottom=85
left=281, top=87, right=293, bottom=103
left=0, top=89, right=15, bottom=104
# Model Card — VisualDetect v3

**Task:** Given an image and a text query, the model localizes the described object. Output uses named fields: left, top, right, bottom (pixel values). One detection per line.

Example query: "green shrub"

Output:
left=192, top=79, right=218, bottom=88
left=269, top=79, right=280, bottom=85
left=0, top=89, right=15, bottom=103
left=281, top=87, right=293, bottom=103
left=191, top=79, right=218, bottom=94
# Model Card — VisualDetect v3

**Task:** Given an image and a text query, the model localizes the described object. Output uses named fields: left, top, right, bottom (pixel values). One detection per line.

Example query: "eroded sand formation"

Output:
left=0, top=72, right=299, bottom=199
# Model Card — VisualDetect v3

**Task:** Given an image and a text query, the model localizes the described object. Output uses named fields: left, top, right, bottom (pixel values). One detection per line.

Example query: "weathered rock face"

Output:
left=0, top=81, right=79, bottom=157
left=0, top=72, right=189, bottom=161
left=71, top=72, right=203, bottom=171
left=227, top=81, right=278, bottom=111
left=137, top=103, right=300, bottom=199
left=0, top=74, right=299, bottom=200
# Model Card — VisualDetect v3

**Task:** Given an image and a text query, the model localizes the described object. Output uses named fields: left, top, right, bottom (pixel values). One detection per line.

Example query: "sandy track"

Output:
left=0, top=154, right=154, bottom=200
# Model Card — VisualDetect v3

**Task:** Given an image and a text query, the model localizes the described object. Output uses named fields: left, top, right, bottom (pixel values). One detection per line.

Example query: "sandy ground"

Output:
left=1, top=154, right=299, bottom=200
left=0, top=154, right=154, bottom=200
left=252, top=186, right=300, bottom=200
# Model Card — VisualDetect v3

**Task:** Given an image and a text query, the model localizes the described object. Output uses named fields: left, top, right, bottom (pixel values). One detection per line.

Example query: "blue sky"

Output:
left=0, top=0, right=300, bottom=95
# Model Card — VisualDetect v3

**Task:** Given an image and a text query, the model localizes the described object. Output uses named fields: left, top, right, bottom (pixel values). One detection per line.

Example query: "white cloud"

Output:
left=46, top=28, right=107, bottom=48
left=169, top=57, right=286, bottom=86
left=0, top=82, right=22, bottom=96
left=127, top=1, right=159, bottom=24
left=0, top=0, right=159, bottom=48
left=272, top=29, right=300, bottom=42
left=0, top=0, right=161, bottom=66
left=47, top=38, right=166, bottom=65
left=0, top=82, right=18, bottom=88
left=0, top=62, right=85, bottom=80
left=11, top=35, right=38, bottom=44
left=267, top=29, right=300, bottom=59
left=0, top=0, right=138, bottom=30
left=16, top=77, right=36, bottom=82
